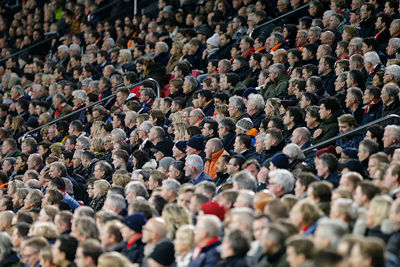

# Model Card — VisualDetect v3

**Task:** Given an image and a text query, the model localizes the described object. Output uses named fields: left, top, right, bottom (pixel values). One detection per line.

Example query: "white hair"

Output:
left=69, top=44, right=80, bottom=53
left=364, top=51, right=381, bottom=66
left=385, top=65, right=400, bottom=83
left=162, top=179, right=181, bottom=195
left=283, top=143, right=306, bottom=160
left=72, top=89, right=87, bottom=103
left=58, top=44, right=69, bottom=54
left=156, top=41, right=169, bottom=52
left=269, top=169, right=295, bottom=193
left=248, top=93, right=265, bottom=110
left=139, top=121, right=154, bottom=134
left=104, top=38, right=115, bottom=47
left=198, top=214, right=222, bottom=237
left=111, top=128, right=127, bottom=141
left=316, top=218, right=348, bottom=249
left=186, top=154, right=204, bottom=172
left=389, top=37, right=400, bottom=49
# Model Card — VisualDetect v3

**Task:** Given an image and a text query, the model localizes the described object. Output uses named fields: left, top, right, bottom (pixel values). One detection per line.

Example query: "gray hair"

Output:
left=198, top=214, right=221, bottom=237
left=271, top=32, right=284, bottom=44
left=77, top=136, right=90, bottom=150
left=186, top=155, right=204, bottom=172
left=104, top=38, right=115, bottom=47
left=316, top=218, right=348, bottom=249
left=196, top=181, right=217, bottom=197
left=332, top=198, right=358, bottom=221
left=323, top=10, right=335, bottom=18
left=256, top=133, right=266, bottom=143
left=162, top=179, right=181, bottom=195
left=269, top=63, right=285, bottom=75
left=126, top=181, right=149, bottom=198
left=72, top=89, right=87, bottom=103
left=386, top=125, right=400, bottom=141
left=184, top=75, right=198, bottom=89
left=156, top=41, right=169, bottom=52
left=88, top=80, right=99, bottom=91
left=139, top=121, right=154, bottom=134
left=191, top=109, right=205, bottom=119
left=364, top=51, right=381, bottom=66
left=236, top=190, right=255, bottom=209
left=232, top=171, right=257, bottom=192
left=297, top=29, right=309, bottom=38
left=229, top=96, right=246, bottom=112
left=58, top=44, right=69, bottom=54
left=350, top=37, right=363, bottom=50
left=111, top=128, right=127, bottom=141
left=106, top=194, right=127, bottom=211
left=230, top=207, right=255, bottom=230
left=309, top=26, right=322, bottom=37
left=383, top=83, right=400, bottom=100
left=82, top=78, right=93, bottom=87
left=389, top=37, right=400, bottom=50
left=283, top=143, right=306, bottom=160
left=69, top=44, right=80, bottom=54
left=385, top=65, right=400, bottom=83
left=0, top=232, right=13, bottom=260
left=219, top=118, right=236, bottom=133
left=219, top=59, right=232, bottom=72
left=248, top=93, right=265, bottom=110
left=269, top=169, right=295, bottom=193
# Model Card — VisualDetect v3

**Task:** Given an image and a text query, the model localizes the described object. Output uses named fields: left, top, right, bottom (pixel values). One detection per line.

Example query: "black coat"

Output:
left=250, top=110, right=266, bottom=130
left=121, top=237, right=145, bottom=264
left=216, top=256, right=251, bottom=267
left=222, top=133, right=236, bottom=153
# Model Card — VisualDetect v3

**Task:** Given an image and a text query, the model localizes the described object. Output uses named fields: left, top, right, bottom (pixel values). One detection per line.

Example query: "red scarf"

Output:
left=192, top=237, right=220, bottom=260
left=73, top=104, right=83, bottom=111
left=364, top=99, right=380, bottom=114
left=54, top=103, right=66, bottom=117
left=127, top=234, right=142, bottom=249
left=241, top=47, right=255, bottom=59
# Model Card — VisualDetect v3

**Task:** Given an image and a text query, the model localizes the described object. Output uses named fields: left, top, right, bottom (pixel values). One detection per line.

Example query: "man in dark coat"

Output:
left=121, top=213, right=147, bottom=264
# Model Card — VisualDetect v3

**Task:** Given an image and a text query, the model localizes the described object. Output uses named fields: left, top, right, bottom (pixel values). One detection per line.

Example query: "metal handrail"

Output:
left=22, top=78, right=160, bottom=140
left=92, top=0, right=121, bottom=15
left=250, top=4, right=310, bottom=38
left=0, top=33, right=59, bottom=63
left=302, top=114, right=400, bottom=154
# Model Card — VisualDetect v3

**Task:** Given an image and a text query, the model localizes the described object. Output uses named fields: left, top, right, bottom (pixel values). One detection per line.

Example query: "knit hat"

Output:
left=187, top=134, right=205, bottom=151
left=242, top=87, right=258, bottom=99
left=25, top=117, right=39, bottom=129
left=270, top=153, right=290, bottom=169
left=339, top=159, right=365, bottom=174
left=175, top=140, right=187, bottom=153
left=149, top=240, right=175, bottom=266
left=151, top=140, right=174, bottom=157
left=206, top=33, right=220, bottom=48
left=342, top=148, right=359, bottom=160
left=159, top=157, right=175, bottom=171
left=201, top=201, right=225, bottom=221
left=123, top=212, right=147, bottom=233
left=316, top=145, right=336, bottom=158
left=236, top=118, right=253, bottom=132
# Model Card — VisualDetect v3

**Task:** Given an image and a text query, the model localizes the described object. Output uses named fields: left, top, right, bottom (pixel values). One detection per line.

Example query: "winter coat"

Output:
left=188, top=239, right=221, bottom=267
left=262, top=74, right=289, bottom=99
left=204, top=149, right=229, bottom=179
left=312, top=110, right=343, bottom=145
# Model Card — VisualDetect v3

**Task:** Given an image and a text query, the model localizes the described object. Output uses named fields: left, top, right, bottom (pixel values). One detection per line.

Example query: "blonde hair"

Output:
left=50, top=142, right=65, bottom=156
left=169, top=111, right=183, bottom=124
left=42, top=205, right=60, bottom=222
left=12, top=116, right=25, bottom=132
left=175, top=224, right=196, bottom=250
left=174, top=122, right=187, bottom=142
left=94, top=179, right=111, bottom=198
left=98, top=252, right=133, bottom=267
left=90, top=138, right=105, bottom=154
left=266, top=98, right=281, bottom=118
left=32, top=222, right=59, bottom=240
left=368, top=195, right=392, bottom=227
left=162, top=203, right=192, bottom=239
left=296, top=199, right=323, bottom=227
left=112, top=173, right=131, bottom=187
left=91, top=121, right=104, bottom=138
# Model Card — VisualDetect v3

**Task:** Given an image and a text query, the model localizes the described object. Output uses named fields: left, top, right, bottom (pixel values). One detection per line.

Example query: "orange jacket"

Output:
left=204, top=149, right=230, bottom=179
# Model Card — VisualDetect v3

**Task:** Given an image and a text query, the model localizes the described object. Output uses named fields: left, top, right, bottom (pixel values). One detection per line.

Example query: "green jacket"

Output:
left=258, top=248, right=289, bottom=267
left=262, top=74, right=289, bottom=99
left=312, top=110, right=344, bottom=145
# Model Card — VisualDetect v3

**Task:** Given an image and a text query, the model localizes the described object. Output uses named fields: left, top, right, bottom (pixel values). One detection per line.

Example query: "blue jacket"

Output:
left=64, top=193, right=80, bottom=211
left=190, top=172, right=213, bottom=185
left=189, top=239, right=221, bottom=267
left=335, top=132, right=363, bottom=149
left=318, top=171, right=341, bottom=188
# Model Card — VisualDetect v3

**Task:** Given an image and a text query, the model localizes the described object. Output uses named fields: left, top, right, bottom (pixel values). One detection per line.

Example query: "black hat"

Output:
left=175, top=140, right=187, bottom=153
left=151, top=140, right=174, bottom=157
left=122, top=212, right=147, bottom=233
left=25, top=117, right=39, bottom=129
left=51, top=177, right=65, bottom=190
left=339, top=159, right=365, bottom=174
left=149, top=240, right=175, bottom=266
left=187, top=134, right=205, bottom=151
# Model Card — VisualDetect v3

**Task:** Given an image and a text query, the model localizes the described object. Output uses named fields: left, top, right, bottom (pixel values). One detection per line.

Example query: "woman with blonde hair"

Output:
left=174, top=122, right=187, bottom=142
left=49, top=142, right=65, bottom=158
left=174, top=224, right=195, bottom=267
left=365, top=195, right=392, bottom=242
left=214, top=104, right=229, bottom=122
left=30, top=222, right=58, bottom=243
left=89, top=179, right=110, bottom=212
left=90, top=121, right=104, bottom=138
left=11, top=116, right=26, bottom=140
left=90, top=138, right=105, bottom=158
left=162, top=203, right=192, bottom=239
left=167, top=41, right=184, bottom=73
left=264, top=98, right=281, bottom=118
left=98, top=252, right=133, bottom=267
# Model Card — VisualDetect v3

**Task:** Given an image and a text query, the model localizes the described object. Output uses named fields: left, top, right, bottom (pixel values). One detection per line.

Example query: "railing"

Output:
left=250, top=4, right=310, bottom=38
left=302, top=114, right=400, bottom=154
left=22, top=78, right=160, bottom=140
left=0, top=33, right=59, bottom=63
left=92, top=0, right=121, bottom=15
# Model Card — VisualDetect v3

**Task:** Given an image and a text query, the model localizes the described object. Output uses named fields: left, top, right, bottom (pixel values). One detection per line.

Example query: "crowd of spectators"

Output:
left=0, top=0, right=400, bottom=266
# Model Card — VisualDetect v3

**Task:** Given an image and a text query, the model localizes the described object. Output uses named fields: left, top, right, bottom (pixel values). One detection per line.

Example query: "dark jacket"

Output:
left=216, top=256, right=251, bottom=267
left=0, top=251, right=24, bottom=267
left=250, top=110, right=266, bottom=130
left=154, top=52, right=170, bottom=66
left=121, top=237, right=145, bottom=264
left=202, top=99, right=215, bottom=117
left=376, top=29, right=391, bottom=52
left=257, top=247, right=289, bottom=267
left=240, top=147, right=258, bottom=160
left=189, top=239, right=221, bottom=267
left=320, top=70, right=336, bottom=96
left=361, top=100, right=384, bottom=125
left=387, top=229, right=400, bottom=263
left=222, top=133, right=236, bottom=153
left=312, top=110, right=343, bottom=145
left=381, top=98, right=400, bottom=127
left=359, top=17, right=376, bottom=38
left=89, top=193, right=107, bottom=212
left=365, top=225, right=390, bottom=243
left=318, top=171, right=341, bottom=188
